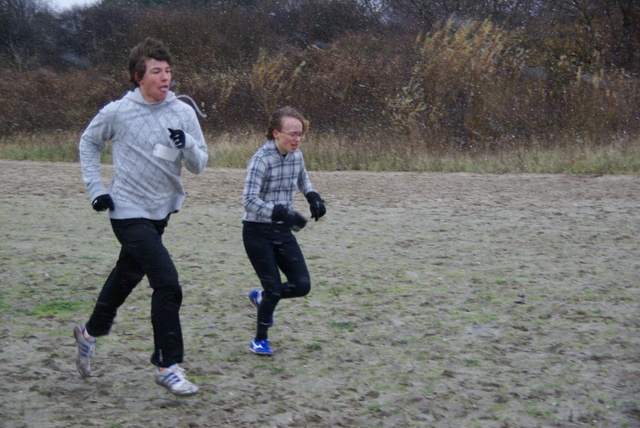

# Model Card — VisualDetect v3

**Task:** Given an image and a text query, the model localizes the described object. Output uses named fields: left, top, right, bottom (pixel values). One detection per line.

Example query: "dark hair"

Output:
left=266, top=106, right=309, bottom=140
left=128, top=37, right=172, bottom=87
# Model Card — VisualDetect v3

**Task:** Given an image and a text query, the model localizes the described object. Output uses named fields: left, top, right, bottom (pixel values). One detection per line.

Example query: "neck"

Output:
left=275, top=140, right=288, bottom=155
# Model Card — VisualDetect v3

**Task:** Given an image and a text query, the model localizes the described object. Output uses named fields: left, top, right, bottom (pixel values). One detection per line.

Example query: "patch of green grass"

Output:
left=330, top=321, right=355, bottom=331
left=420, top=384, right=436, bottom=394
left=523, top=406, right=555, bottom=418
left=305, top=343, right=322, bottom=351
left=31, top=300, right=83, bottom=317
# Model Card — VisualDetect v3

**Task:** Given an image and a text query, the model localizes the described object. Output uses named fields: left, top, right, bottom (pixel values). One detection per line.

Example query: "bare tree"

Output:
left=387, top=0, right=541, bottom=29
left=0, top=0, right=58, bottom=70
left=540, top=0, right=640, bottom=71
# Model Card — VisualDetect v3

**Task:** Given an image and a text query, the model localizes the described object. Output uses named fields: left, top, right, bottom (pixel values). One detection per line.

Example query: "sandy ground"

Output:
left=0, top=159, right=638, bottom=428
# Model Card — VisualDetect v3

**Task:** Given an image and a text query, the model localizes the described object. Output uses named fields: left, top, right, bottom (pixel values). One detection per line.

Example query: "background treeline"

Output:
left=1, top=0, right=639, bottom=157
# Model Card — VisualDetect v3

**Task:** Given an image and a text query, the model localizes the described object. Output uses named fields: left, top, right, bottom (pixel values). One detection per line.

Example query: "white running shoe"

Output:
left=73, top=324, right=96, bottom=378
left=155, top=364, right=199, bottom=396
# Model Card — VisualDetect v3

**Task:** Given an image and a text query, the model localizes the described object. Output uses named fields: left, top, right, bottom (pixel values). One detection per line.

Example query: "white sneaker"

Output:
left=155, top=364, right=199, bottom=396
left=73, top=324, right=95, bottom=378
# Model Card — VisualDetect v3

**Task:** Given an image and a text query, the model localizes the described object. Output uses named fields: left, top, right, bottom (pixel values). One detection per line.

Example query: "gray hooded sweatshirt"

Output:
left=79, top=88, right=208, bottom=220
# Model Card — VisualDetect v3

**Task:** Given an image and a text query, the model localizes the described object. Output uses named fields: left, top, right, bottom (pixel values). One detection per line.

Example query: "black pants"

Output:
left=242, top=221, right=311, bottom=340
left=85, top=216, right=184, bottom=368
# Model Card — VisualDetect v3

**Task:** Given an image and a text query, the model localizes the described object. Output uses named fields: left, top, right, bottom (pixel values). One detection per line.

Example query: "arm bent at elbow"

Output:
left=181, top=132, right=208, bottom=174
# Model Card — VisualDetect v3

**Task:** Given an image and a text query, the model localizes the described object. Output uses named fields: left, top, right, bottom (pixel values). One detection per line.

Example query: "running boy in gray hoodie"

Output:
left=74, top=37, right=208, bottom=396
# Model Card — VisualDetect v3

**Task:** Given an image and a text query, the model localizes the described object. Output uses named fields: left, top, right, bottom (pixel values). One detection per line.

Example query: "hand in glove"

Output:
left=305, top=191, right=326, bottom=221
left=168, top=128, right=186, bottom=149
left=272, top=204, right=308, bottom=232
left=92, top=194, right=114, bottom=212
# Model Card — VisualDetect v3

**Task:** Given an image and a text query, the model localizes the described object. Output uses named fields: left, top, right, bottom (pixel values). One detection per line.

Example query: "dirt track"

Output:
left=1, top=160, right=639, bottom=427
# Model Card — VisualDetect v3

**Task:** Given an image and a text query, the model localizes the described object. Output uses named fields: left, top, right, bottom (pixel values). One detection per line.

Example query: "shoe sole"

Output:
left=172, top=388, right=199, bottom=396
left=155, top=379, right=200, bottom=396
left=250, top=344, right=273, bottom=356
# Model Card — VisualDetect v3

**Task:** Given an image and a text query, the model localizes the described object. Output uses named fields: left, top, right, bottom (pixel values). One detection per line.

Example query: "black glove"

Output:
left=272, top=204, right=308, bottom=232
left=168, top=128, right=186, bottom=149
left=305, top=191, right=326, bottom=221
left=92, top=194, right=114, bottom=212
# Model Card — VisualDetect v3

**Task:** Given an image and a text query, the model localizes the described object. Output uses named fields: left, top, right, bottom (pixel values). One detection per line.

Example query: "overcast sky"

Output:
left=48, top=0, right=100, bottom=11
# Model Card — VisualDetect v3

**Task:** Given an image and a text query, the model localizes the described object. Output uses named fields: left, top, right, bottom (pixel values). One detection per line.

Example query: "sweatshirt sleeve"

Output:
left=296, top=152, right=315, bottom=196
left=243, top=155, right=274, bottom=219
left=79, top=106, right=114, bottom=202
left=180, top=108, right=208, bottom=175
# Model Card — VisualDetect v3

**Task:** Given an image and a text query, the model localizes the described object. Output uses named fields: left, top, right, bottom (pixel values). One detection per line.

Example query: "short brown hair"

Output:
left=266, top=106, right=309, bottom=140
left=128, top=38, right=172, bottom=87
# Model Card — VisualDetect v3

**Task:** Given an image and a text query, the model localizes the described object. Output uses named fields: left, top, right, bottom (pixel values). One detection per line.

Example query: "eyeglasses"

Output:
left=277, top=130, right=305, bottom=139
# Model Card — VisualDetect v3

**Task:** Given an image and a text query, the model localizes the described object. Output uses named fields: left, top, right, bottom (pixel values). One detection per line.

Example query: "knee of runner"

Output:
left=298, top=280, right=311, bottom=297
left=116, top=270, right=145, bottom=287
left=152, top=283, right=183, bottom=308
left=287, top=277, right=311, bottom=297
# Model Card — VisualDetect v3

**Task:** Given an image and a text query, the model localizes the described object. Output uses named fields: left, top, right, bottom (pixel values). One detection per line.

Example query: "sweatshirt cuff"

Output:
left=88, top=181, right=108, bottom=201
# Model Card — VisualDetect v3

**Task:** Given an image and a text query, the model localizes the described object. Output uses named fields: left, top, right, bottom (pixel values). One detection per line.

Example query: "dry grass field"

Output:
left=1, top=160, right=638, bottom=427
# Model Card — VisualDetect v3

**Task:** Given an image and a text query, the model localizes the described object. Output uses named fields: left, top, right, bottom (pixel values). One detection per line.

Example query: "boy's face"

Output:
left=136, top=58, right=171, bottom=103
left=274, top=116, right=304, bottom=155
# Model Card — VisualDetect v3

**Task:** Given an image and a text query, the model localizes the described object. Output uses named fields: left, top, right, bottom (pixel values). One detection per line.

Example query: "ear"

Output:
left=133, top=71, right=142, bottom=83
